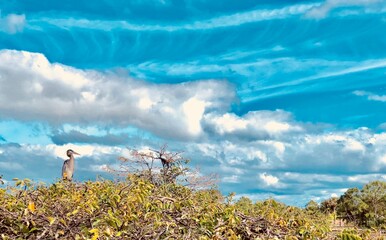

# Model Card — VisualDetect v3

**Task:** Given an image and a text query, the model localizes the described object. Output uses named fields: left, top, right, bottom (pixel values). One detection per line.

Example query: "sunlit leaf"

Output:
left=28, top=201, right=35, bottom=213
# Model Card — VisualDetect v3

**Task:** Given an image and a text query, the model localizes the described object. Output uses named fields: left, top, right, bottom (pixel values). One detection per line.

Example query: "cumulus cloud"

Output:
left=0, top=49, right=235, bottom=140
left=280, top=129, right=381, bottom=174
left=0, top=50, right=313, bottom=143
left=188, top=126, right=386, bottom=203
left=0, top=13, right=26, bottom=34
left=203, top=110, right=302, bottom=140
left=305, top=0, right=384, bottom=19
left=259, top=172, right=279, bottom=186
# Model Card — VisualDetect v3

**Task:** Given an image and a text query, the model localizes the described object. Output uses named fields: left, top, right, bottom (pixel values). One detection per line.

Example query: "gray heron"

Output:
left=62, top=149, right=80, bottom=181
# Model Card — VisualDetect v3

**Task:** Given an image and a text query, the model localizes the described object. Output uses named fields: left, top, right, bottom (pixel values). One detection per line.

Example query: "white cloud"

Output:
left=223, top=175, right=239, bottom=183
left=243, top=58, right=386, bottom=102
left=309, top=133, right=366, bottom=153
left=259, top=172, right=279, bottom=186
left=89, top=164, right=109, bottom=172
left=283, top=172, right=344, bottom=183
left=182, top=97, right=206, bottom=136
left=305, top=0, right=383, bottom=19
left=353, top=90, right=386, bottom=102
left=379, top=154, right=386, bottom=164
left=198, top=141, right=269, bottom=165
left=247, top=150, right=267, bottom=163
left=204, top=110, right=302, bottom=139
left=0, top=14, right=26, bottom=34
left=31, top=3, right=317, bottom=32
left=265, top=121, right=291, bottom=133
left=344, top=139, right=365, bottom=152
left=47, top=144, right=101, bottom=158
left=208, top=113, right=247, bottom=134
left=272, top=141, right=286, bottom=158
left=190, top=126, right=386, bottom=201
left=347, top=173, right=386, bottom=183
left=0, top=50, right=235, bottom=140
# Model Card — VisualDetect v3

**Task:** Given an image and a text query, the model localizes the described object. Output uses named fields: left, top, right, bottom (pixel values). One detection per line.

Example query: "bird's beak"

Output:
left=74, top=152, right=80, bottom=155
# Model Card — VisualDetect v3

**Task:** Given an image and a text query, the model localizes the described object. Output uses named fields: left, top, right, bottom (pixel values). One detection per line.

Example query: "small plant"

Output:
left=336, top=229, right=362, bottom=240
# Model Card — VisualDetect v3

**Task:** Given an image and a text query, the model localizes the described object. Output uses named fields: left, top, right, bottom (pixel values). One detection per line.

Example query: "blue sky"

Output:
left=1, top=0, right=386, bottom=206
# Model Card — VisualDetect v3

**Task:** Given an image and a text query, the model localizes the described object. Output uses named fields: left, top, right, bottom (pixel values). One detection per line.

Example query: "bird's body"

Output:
left=62, top=149, right=80, bottom=181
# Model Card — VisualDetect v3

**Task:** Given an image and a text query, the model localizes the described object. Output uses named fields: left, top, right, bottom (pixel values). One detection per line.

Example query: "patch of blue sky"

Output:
left=0, top=121, right=51, bottom=144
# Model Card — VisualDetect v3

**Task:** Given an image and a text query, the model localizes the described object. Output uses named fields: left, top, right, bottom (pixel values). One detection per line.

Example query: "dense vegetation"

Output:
left=0, top=147, right=385, bottom=239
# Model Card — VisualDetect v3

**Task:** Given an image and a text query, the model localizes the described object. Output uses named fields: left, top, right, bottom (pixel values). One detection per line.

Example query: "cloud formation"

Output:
left=203, top=111, right=302, bottom=140
left=0, top=49, right=235, bottom=140
left=0, top=13, right=25, bottom=34
left=353, top=90, right=386, bottom=102
left=30, top=3, right=317, bottom=32
left=0, top=50, right=324, bottom=144
left=305, top=0, right=384, bottom=19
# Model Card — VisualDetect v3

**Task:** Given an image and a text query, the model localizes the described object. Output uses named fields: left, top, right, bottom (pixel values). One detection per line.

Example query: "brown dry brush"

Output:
left=105, top=145, right=218, bottom=189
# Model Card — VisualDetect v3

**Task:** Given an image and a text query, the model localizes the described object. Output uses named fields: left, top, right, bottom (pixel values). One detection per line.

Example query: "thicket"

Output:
left=0, top=147, right=385, bottom=239
left=336, top=181, right=386, bottom=228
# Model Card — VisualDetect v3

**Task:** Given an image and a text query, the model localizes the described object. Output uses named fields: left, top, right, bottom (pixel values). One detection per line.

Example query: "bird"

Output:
left=159, top=155, right=173, bottom=169
left=62, top=149, right=80, bottom=181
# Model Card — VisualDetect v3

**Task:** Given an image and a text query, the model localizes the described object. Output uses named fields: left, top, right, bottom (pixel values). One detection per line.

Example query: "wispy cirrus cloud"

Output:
left=29, top=3, right=316, bottom=32
left=305, top=0, right=385, bottom=19
left=129, top=56, right=386, bottom=104
left=241, top=58, right=386, bottom=102
left=353, top=90, right=386, bottom=102
left=23, top=0, right=386, bottom=34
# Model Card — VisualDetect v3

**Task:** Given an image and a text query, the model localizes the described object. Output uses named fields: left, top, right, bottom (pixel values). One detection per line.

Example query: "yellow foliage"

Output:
left=47, top=217, right=56, bottom=225
left=28, top=201, right=35, bottom=213
left=89, top=228, right=99, bottom=240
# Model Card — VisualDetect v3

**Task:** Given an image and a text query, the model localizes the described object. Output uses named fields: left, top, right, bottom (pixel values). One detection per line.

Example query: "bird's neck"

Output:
left=68, top=155, right=75, bottom=167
